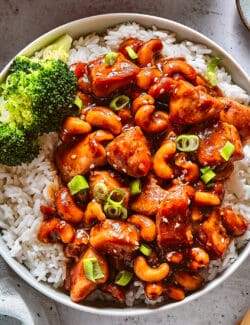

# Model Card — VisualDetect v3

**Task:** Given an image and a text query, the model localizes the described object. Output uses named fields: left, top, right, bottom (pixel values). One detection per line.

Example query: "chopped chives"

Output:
left=220, top=141, right=235, bottom=161
left=105, top=52, right=118, bottom=66
left=93, top=182, right=109, bottom=203
left=139, top=243, right=152, bottom=257
left=205, top=56, right=222, bottom=86
left=130, top=179, right=141, bottom=195
left=115, top=270, right=133, bottom=286
left=67, top=175, right=89, bottom=195
left=107, top=189, right=126, bottom=206
left=104, top=202, right=122, bottom=219
left=109, top=95, right=130, bottom=111
left=176, top=134, right=200, bottom=152
left=83, top=257, right=104, bottom=282
left=201, top=169, right=216, bottom=184
left=125, top=46, right=138, bottom=59
left=73, top=96, right=83, bottom=110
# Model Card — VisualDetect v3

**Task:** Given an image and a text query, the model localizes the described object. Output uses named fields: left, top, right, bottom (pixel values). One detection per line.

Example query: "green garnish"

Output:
left=220, top=141, right=235, bottom=161
left=107, top=189, right=126, bottom=206
left=103, top=202, right=122, bottom=219
left=139, top=243, right=152, bottom=257
left=73, top=96, right=83, bottom=110
left=205, top=56, right=222, bottom=86
left=120, top=206, right=128, bottom=220
left=83, top=257, right=104, bottom=283
left=125, top=46, right=138, bottom=59
left=115, top=270, right=133, bottom=286
left=93, top=182, right=109, bottom=203
left=176, top=134, right=200, bottom=152
left=109, top=95, right=130, bottom=111
left=67, top=175, right=89, bottom=195
left=201, top=168, right=216, bottom=184
left=105, top=52, right=119, bottom=66
left=130, top=179, right=141, bottom=195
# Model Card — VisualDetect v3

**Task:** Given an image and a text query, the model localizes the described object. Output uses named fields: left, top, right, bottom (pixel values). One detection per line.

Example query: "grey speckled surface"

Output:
left=0, top=1, right=250, bottom=325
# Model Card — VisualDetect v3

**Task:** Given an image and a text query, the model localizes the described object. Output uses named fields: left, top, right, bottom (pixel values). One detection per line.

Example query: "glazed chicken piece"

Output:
left=106, top=126, right=152, bottom=177
left=131, top=174, right=168, bottom=216
left=55, top=130, right=114, bottom=182
left=89, top=219, right=139, bottom=256
left=219, top=97, right=250, bottom=140
left=149, top=78, right=224, bottom=125
left=156, top=184, right=193, bottom=248
left=199, top=209, right=230, bottom=257
left=191, top=120, right=243, bottom=166
left=89, top=170, right=130, bottom=206
left=88, top=53, right=140, bottom=97
left=64, top=228, right=89, bottom=259
left=220, top=206, right=248, bottom=236
left=69, top=247, right=109, bottom=302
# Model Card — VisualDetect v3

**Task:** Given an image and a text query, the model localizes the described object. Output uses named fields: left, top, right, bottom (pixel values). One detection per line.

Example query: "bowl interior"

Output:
left=0, top=13, right=250, bottom=316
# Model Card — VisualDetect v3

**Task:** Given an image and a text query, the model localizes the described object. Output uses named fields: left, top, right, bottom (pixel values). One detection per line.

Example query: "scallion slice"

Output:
left=125, top=46, right=138, bottom=59
left=220, top=141, right=235, bottom=161
left=104, top=202, right=122, bottom=219
left=105, top=51, right=119, bottom=66
left=93, top=182, right=109, bottom=203
left=109, top=95, right=130, bottom=111
left=73, top=96, right=83, bottom=110
left=115, top=270, right=133, bottom=286
left=205, top=56, right=222, bottom=86
left=176, top=134, right=200, bottom=152
left=139, top=243, right=152, bottom=257
left=67, top=175, right=89, bottom=195
left=130, top=179, right=141, bottom=195
left=107, top=189, right=126, bottom=206
left=83, top=257, right=104, bottom=283
left=201, top=169, right=216, bottom=184
left=120, top=206, right=128, bottom=220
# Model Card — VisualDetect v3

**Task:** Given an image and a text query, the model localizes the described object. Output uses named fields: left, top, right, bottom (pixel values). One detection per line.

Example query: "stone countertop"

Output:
left=0, top=1, right=249, bottom=324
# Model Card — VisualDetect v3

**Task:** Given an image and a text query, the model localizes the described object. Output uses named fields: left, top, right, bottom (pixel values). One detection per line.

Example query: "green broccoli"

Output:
left=0, top=123, right=40, bottom=166
left=0, top=34, right=78, bottom=166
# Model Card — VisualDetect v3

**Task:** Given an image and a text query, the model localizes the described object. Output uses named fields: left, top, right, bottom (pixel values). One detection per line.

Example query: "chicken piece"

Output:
left=89, top=219, right=139, bottom=256
left=199, top=209, right=230, bottom=257
left=89, top=170, right=130, bottom=206
left=65, top=228, right=89, bottom=259
left=219, top=97, right=250, bottom=140
left=220, top=206, right=248, bottom=236
left=55, top=130, right=114, bottom=182
left=191, top=121, right=243, bottom=166
left=130, top=174, right=168, bottom=216
left=69, top=247, right=109, bottom=302
left=88, top=53, right=140, bottom=97
left=106, top=126, right=152, bottom=177
left=156, top=184, right=193, bottom=248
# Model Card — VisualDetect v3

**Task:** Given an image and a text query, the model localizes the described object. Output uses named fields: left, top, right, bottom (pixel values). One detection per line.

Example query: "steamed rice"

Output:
left=0, top=23, right=250, bottom=306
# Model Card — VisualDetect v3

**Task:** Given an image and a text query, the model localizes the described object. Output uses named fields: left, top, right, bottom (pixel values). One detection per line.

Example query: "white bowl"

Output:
left=0, top=13, right=250, bottom=316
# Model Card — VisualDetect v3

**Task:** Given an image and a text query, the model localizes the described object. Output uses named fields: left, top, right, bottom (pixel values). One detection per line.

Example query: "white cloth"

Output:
left=0, top=256, right=60, bottom=325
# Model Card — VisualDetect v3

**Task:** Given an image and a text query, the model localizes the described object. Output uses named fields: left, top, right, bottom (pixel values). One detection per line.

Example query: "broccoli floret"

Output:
left=3, top=57, right=77, bottom=135
left=0, top=123, right=40, bottom=166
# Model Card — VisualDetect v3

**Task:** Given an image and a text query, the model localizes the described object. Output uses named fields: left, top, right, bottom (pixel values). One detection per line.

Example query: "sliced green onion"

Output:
left=220, top=141, right=235, bottom=161
left=83, top=257, right=104, bottom=283
left=105, top=52, right=119, bottom=66
left=201, top=169, right=216, bottom=184
left=120, top=206, right=128, bottom=220
left=139, top=243, right=152, bottom=256
left=93, top=182, right=109, bottom=203
left=107, top=189, right=126, bottom=206
left=176, top=134, right=200, bottom=152
left=67, top=175, right=89, bottom=195
left=115, top=270, right=133, bottom=286
left=104, top=202, right=122, bottom=219
left=109, top=95, right=130, bottom=111
left=200, top=166, right=211, bottom=174
left=205, top=56, right=222, bottom=86
left=73, top=96, right=83, bottom=110
left=130, top=179, right=141, bottom=195
left=206, top=182, right=215, bottom=189
left=125, top=46, right=138, bottom=59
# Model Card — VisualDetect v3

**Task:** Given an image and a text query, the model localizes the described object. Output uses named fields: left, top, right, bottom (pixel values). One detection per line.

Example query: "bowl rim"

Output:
left=0, top=12, right=250, bottom=316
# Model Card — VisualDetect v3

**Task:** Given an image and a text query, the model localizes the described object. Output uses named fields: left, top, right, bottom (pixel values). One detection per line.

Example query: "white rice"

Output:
left=0, top=23, right=250, bottom=305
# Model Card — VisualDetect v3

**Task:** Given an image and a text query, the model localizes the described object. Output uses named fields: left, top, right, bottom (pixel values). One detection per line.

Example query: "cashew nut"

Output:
left=55, top=187, right=84, bottom=224
left=165, top=251, right=183, bottom=264
left=135, top=104, right=169, bottom=133
left=84, top=201, right=106, bottom=226
left=134, top=256, right=170, bottom=282
left=194, top=191, right=220, bottom=206
left=60, top=116, right=92, bottom=142
left=174, top=152, right=200, bottom=183
left=64, top=228, right=89, bottom=259
left=153, top=139, right=176, bottom=179
left=174, top=271, right=203, bottom=291
left=86, top=106, right=122, bottom=135
left=137, top=39, right=163, bottom=67
left=128, top=214, right=156, bottom=242
left=135, top=67, right=162, bottom=90
left=145, top=282, right=164, bottom=301
left=38, top=217, right=75, bottom=243
left=167, top=286, right=185, bottom=301
left=187, top=247, right=210, bottom=271
left=162, top=58, right=197, bottom=82
left=132, top=93, right=155, bottom=114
